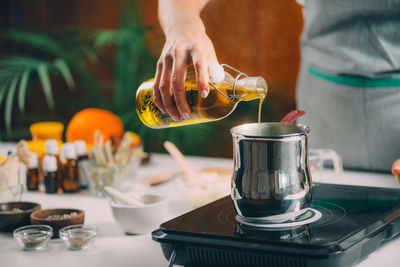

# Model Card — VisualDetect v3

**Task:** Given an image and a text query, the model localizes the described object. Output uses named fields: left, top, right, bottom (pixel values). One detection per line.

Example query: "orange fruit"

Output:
left=126, top=131, right=143, bottom=147
left=66, top=108, right=124, bottom=144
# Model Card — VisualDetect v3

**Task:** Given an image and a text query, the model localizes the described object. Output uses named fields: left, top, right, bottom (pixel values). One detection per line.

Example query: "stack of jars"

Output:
left=26, top=140, right=89, bottom=194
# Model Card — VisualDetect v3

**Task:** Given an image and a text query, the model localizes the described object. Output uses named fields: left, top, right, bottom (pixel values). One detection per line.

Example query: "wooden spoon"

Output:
left=163, top=141, right=200, bottom=181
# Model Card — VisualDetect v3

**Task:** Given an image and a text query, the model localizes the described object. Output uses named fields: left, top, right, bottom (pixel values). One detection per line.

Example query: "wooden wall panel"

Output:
left=202, top=0, right=303, bottom=115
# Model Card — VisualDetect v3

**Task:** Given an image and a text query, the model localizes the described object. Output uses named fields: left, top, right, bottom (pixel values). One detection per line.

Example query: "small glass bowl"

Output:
left=13, top=225, right=53, bottom=250
left=59, top=224, right=98, bottom=250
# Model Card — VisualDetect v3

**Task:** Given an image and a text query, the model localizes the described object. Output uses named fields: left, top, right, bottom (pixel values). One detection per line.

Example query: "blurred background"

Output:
left=0, top=0, right=303, bottom=157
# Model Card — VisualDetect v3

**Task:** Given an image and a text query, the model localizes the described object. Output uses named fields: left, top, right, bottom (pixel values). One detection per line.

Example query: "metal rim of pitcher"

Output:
left=231, top=122, right=310, bottom=141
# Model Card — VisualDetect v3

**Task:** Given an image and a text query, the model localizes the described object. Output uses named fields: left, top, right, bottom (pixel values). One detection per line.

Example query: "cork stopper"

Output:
left=209, top=62, right=225, bottom=83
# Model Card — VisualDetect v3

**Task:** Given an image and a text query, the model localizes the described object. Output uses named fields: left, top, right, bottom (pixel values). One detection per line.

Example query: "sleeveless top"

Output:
left=301, top=0, right=400, bottom=78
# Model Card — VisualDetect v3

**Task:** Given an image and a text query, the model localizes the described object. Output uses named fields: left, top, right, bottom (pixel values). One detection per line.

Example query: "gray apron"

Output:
left=296, top=0, right=400, bottom=172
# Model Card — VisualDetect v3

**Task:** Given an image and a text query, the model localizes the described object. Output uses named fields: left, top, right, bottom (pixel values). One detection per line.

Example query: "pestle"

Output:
left=104, top=186, right=144, bottom=207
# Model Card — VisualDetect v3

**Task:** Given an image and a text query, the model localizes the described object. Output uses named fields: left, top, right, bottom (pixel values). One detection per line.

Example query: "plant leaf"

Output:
left=80, top=46, right=98, bottom=62
left=4, top=30, right=64, bottom=57
left=93, top=30, right=119, bottom=47
left=37, top=63, right=55, bottom=110
left=0, top=56, right=38, bottom=70
left=0, top=79, right=10, bottom=106
left=18, top=69, right=31, bottom=112
left=5, top=73, right=20, bottom=136
left=53, top=58, right=75, bottom=90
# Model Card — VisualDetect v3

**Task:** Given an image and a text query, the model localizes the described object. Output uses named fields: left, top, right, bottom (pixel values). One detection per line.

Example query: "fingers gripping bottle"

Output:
left=136, top=64, right=268, bottom=129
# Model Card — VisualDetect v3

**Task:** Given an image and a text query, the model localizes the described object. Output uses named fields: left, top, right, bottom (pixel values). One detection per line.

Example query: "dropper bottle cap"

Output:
left=62, top=143, right=77, bottom=159
left=42, top=155, right=58, bottom=172
left=73, top=140, right=87, bottom=156
left=28, top=153, right=39, bottom=169
left=45, top=139, right=59, bottom=155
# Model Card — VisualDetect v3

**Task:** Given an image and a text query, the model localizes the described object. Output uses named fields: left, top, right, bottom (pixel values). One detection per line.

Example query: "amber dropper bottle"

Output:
left=42, top=155, right=58, bottom=194
left=45, top=139, right=62, bottom=191
left=74, top=140, right=89, bottom=189
left=61, top=143, right=80, bottom=193
left=26, top=152, right=40, bottom=191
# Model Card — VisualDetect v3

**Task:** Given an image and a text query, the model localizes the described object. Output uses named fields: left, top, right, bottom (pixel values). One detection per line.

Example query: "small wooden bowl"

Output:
left=31, top=209, right=84, bottom=238
left=0, top=202, right=41, bottom=232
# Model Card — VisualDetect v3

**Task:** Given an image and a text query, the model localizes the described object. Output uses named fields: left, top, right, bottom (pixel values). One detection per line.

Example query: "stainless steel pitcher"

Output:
left=231, top=122, right=312, bottom=223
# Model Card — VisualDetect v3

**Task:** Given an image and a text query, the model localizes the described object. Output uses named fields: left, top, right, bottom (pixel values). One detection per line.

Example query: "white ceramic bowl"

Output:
left=110, top=194, right=168, bottom=234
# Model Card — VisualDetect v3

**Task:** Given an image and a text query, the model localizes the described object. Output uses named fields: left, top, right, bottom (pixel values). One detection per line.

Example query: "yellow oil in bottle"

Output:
left=136, top=79, right=267, bottom=129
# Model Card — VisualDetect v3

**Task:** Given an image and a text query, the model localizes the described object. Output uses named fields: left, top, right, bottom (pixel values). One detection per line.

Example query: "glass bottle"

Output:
left=26, top=152, right=39, bottom=191
left=74, top=140, right=89, bottom=189
left=45, top=139, right=62, bottom=190
left=42, top=155, right=58, bottom=194
left=135, top=64, right=268, bottom=129
left=61, top=143, right=80, bottom=193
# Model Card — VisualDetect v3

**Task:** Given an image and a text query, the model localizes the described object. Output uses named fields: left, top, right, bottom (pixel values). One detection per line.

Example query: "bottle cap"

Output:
left=62, top=143, right=77, bottom=159
left=42, top=155, right=58, bottom=172
left=73, top=140, right=87, bottom=156
left=209, top=62, right=225, bottom=83
left=45, top=139, right=59, bottom=155
left=28, top=153, right=38, bottom=169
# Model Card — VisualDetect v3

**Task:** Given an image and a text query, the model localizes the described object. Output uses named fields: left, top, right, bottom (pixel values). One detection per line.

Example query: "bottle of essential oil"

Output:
left=26, top=152, right=39, bottom=191
left=74, top=140, right=89, bottom=189
left=42, top=155, right=58, bottom=194
left=61, top=143, right=80, bottom=193
left=45, top=139, right=62, bottom=190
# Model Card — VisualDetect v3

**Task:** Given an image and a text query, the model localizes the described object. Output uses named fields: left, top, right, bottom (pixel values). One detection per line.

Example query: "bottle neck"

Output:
left=187, top=71, right=268, bottom=101
left=227, top=76, right=268, bottom=102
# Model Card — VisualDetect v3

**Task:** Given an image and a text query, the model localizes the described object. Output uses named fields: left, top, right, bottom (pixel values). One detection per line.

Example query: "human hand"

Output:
left=153, top=20, right=218, bottom=121
left=392, top=158, right=400, bottom=184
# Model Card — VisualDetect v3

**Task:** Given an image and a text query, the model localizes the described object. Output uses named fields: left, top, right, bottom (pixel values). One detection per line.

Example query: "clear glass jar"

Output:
left=85, top=160, right=139, bottom=197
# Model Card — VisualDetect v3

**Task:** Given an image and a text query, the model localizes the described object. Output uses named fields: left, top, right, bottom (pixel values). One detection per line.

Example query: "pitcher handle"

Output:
left=309, top=149, right=343, bottom=180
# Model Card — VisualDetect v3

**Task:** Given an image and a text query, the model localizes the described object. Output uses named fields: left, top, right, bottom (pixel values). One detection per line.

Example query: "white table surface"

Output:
left=1, top=146, right=400, bottom=267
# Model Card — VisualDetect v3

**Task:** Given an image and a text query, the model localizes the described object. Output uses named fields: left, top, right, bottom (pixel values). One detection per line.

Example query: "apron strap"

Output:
left=309, top=67, right=400, bottom=88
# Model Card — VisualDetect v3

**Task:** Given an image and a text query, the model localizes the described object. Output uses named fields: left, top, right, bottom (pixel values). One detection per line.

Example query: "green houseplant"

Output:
left=0, top=28, right=105, bottom=140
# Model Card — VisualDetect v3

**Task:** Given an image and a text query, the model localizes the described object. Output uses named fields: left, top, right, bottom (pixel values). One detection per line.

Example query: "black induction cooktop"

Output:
left=152, top=183, right=400, bottom=267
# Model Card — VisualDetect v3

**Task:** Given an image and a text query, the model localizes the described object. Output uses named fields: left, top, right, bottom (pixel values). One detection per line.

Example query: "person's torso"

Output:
left=301, top=0, right=400, bottom=78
